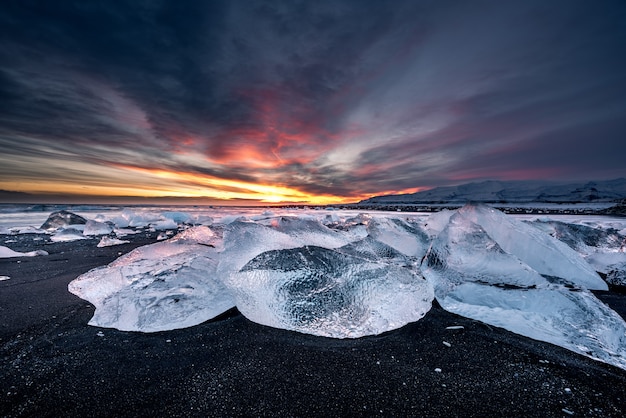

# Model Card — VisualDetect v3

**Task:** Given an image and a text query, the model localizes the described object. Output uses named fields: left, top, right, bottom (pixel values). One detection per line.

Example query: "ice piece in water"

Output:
left=365, top=217, right=429, bottom=258
left=83, top=220, right=114, bottom=236
left=69, top=226, right=234, bottom=332
left=456, top=204, right=606, bottom=290
left=422, top=209, right=626, bottom=370
left=227, top=245, right=433, bottom=338
left=40, top=210, right=87, bottom=230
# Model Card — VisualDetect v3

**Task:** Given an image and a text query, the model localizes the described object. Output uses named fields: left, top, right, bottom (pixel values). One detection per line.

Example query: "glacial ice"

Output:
left=69, top=226, right=235, bottom=332
left=97, top=236, right=130, bottom=247
left=455, top=204, right=606, bottom=290
left=62, top=205, right=626, bottom=370
left=422, top=207, right=626, bottom=370
left=50, top=228, right=88, bottom=242
left=529, top=219, right=626, bottom=287
left=364, top=216, right=429, bottom=258
left=0, top=245, right=48, bottom=258
left=228, top=245, right=433, bottom=338
left=40, top=210, right=87, bottom=230
left=83, top=220, right=114, bottom=236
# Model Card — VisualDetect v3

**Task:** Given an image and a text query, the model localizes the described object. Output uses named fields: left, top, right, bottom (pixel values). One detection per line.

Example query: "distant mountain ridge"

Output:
left=359, top=178, right=626, bottom=204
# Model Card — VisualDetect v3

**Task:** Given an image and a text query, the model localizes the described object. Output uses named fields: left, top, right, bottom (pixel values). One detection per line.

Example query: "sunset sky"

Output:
left=1, top=0, right=625, bottom=205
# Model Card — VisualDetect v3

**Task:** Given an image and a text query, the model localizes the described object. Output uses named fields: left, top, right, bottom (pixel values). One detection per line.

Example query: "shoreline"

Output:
left=2, top=233, right=626, bottom=416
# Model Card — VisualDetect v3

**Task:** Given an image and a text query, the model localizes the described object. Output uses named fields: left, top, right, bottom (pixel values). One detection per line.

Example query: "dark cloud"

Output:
left=1, top=0, right=625, bottom=202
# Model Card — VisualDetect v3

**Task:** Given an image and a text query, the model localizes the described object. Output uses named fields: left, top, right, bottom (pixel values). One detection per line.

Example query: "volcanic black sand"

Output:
left=1, top=232, right=625, bottom=417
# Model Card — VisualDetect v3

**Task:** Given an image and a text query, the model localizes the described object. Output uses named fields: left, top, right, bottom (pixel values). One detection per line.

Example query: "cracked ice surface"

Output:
left=229, top=245, right=432, bottom=338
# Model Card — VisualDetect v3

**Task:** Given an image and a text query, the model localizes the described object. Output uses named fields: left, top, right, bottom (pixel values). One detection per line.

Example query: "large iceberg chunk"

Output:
left=227, top=245, right=433, bottom=338
left=69, top=226, right=234, bottom=332
left=424, top=213, right=549, bottom=291
left=422, top=206, right=626, bottom=370
left=456, top=204, right=606, bottom=290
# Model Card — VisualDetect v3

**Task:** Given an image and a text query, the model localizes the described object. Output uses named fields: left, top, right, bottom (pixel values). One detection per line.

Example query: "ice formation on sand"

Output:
left=228, top=245, right=433, bottom=338
left=83, top=220, right=114, bottom=236
left=455, top=204, right=606, bottom=290
left=66, top=205, right=626, bottom=369
left=530, top=219, right=626, bottom=287
left=422, top=206, right=626, bottom=370
left=0, top=245, right=48, bottom=258
left=50, top=228, right=88, bottom=242
left=40, top=210, right=87, bottom=230
left=69, top=226, right=234, bottom=332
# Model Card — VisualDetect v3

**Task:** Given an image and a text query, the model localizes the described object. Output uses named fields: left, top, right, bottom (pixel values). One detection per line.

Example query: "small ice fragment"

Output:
left=562, top=408, right=574, bottom=415
left=443, top=341, right=451, bottom=347
left=166, top=339, right=171, bottom=343
left=0, top=276, right=10, bottom=281
left=434, top=368, right=442, bottom=373
left=96, top=331, right=104, bottom=337
left=446, top=326, right=464, bottom=330
left=564, top=388, right=572, bottom=393
left=97, top=236, right=130, bottom=247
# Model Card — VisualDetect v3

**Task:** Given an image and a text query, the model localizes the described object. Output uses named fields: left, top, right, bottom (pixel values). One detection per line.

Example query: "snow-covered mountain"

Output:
left=359, top=179, right=626, bottom=204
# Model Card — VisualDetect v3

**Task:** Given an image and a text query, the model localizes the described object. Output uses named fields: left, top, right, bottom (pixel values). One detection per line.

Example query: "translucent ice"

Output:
left=456, top=204, right=606, bottom=290
left=50, top=228, right=88, bottom=242
left=0, top=245, right=48, bottom=258
left=69, top=226, right=234, bottom=332
left=530, top=219, right=626, bottom=287
left=272, top=216, right=357, bottom=249
left=436, top=282, right=626, bottom=370
left=83, top=220, right=114, bottom=236
left=40, top=210, right=87, bottom=230
left=228, top=245, right=433, bottom=338
left=364, top=216, right=430, bottom=258
left=97, top=236, right=130, bottom=247
left=423, top=213, right=549, bottom=292
left=422, top=206, right=626, bottom=370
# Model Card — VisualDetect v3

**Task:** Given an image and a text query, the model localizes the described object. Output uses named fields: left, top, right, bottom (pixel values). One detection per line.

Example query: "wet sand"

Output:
left=1, top=232, right=625, bottom=417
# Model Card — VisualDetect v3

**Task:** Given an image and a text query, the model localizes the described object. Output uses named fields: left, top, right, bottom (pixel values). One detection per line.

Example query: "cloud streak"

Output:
left=1, top=0, right=625, bottom=203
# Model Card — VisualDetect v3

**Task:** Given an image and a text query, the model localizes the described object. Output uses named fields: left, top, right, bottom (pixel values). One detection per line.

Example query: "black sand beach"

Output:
left=1, top=232, right=626, bottom=417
